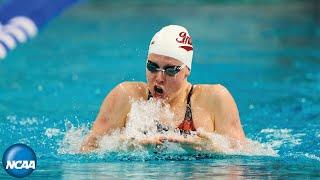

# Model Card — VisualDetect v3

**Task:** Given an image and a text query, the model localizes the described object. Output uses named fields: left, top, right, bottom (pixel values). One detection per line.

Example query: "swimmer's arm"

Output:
left=166, top=85, right=246, bottom=152
left=173, top=85, right=246, bottom=152
left=80, top=83, right=131, bottom=152
left=80, top=113, right=109, bottom=152
left=210, top=85, right=245, bottom=143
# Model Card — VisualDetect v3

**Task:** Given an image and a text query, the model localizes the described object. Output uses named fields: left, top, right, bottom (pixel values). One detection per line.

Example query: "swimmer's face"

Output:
left=146, top=53, right=190, bottom=100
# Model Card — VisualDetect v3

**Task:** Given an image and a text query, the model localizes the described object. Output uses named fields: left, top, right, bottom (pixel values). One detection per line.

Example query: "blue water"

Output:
left=1, top=1, right=320, bottom=178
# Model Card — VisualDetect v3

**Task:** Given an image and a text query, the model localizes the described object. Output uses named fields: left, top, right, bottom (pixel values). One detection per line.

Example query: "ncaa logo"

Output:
left=2, top=144, right=37, bottom=178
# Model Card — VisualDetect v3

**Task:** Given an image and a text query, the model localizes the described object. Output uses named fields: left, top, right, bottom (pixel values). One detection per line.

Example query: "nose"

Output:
left=155, top=70, right=165, bottom=83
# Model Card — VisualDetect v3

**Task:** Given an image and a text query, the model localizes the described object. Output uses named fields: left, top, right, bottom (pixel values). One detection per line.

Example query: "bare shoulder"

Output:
left=193, top=84, right=227, bottom=93
left=112, top=81, right=148, bottom=100
left=193, top=84, right=232, bottom=105
left=98, top=81, right=148, bottom=116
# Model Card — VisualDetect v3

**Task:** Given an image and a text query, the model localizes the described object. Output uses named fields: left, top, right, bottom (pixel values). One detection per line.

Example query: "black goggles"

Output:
left=147, top=60, right=185, bottom=77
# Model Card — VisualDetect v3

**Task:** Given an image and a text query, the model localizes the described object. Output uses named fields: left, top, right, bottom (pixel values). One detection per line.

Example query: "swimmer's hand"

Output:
left=138, top=135, right=167, bottom=145
left=80, top=134, right=167, bottom=152
left=167, top=130, right=223, bottom=152
left=80, top=133, right=101, bottom=153
left=124, top=135, right=167, bottom=150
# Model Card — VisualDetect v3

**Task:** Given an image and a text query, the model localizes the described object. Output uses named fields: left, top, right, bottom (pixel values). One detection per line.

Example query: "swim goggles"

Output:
left=147, top=60, right=185, bottom=77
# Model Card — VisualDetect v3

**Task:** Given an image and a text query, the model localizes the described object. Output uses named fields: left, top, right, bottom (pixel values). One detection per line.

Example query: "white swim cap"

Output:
left=148, top=25, right=193, bottom=70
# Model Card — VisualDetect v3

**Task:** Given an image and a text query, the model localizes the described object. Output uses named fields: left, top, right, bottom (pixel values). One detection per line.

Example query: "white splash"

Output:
left=98, top=98, right=176, bottom=153
left=195, top=130, right=277, bottom=156
left=5, top=115, right=38, bottom=126
left=45, top=128, right=61, bottom=138
left=58, top=121, right=88, bottom=155
left=59, top=99, right=277, bottom=157
left=124, top=98, right=174, bottom=139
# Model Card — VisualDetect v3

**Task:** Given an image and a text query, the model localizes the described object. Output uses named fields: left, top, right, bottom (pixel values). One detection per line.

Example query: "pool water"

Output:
left=1, top=1, right=320, bottom=178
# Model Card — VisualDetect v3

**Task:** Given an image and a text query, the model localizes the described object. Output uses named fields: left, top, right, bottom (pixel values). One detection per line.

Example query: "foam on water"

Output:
left=304, top=153, right=320, bottom=162
left=260, top=128, right=305, bottom=149
left=58, top=99, right=278, bottom=159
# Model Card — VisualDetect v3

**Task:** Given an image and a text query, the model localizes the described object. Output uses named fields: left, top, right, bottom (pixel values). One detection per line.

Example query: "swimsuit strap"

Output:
left=178, top=85, right=196, bottom=133
left=184, top=85, right=194, bottom=120
left=187, top=85, right=194, bottom=104
left=147, top=90, right=152, bottom=100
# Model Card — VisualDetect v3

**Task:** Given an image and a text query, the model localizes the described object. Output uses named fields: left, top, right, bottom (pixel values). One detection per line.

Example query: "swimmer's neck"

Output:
left=166, top=82, right=192, bottom=108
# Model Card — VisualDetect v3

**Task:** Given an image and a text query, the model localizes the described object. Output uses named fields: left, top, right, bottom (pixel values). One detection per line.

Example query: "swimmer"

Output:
left=81, top=25, right=245, bottom=152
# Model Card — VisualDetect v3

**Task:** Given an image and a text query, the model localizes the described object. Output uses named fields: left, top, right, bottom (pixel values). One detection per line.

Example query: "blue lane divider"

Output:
left=0, top=0, right=80, bottom=59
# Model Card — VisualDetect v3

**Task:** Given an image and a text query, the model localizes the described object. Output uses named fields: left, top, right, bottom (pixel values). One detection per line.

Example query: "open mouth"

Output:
left=154, top=86, right=164, bottom=95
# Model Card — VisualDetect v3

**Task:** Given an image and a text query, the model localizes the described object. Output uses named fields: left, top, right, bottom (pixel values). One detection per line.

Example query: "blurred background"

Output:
left=0, top=0, right=319, bottom=178
left=1, top=0, right=319, bottom=121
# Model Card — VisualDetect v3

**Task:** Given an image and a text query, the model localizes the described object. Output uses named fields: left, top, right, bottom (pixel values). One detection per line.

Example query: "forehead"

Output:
left=148, top=53, right=183, bottom=66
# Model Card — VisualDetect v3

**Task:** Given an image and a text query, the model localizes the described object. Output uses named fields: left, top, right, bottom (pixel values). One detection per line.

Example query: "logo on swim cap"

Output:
left=2, top=143, right=37, bottom=178
left=148, top=25, right=193, bottom=70
left=176, top=32, right=193, bottom=52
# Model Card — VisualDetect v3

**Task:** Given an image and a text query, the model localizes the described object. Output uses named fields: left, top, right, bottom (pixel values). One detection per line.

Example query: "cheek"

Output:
left=166, top=74, right=185, bottom=91
left=146, top=71, right=153, bottom=81
left=146, top=72, right=156, bottom=87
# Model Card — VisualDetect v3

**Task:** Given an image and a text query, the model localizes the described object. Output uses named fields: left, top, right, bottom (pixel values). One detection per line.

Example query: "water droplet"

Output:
left=37, top=85, right=43, bottom=91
